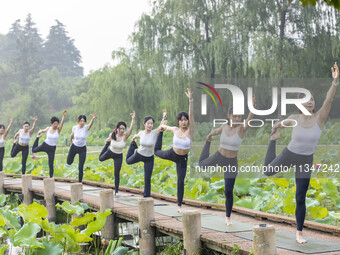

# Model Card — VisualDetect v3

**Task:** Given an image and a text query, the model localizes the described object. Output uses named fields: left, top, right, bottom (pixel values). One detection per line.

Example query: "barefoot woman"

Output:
left=0, top=118, right=13, bottom=171
left=264, top=62, right=339, bottom=243
left=11, top=116, right=38, bottom=174
left=99, top=111, right=135, bottom=195
left=199, top=96, right=255, bottom=225
left=126, top=110, right=166, bottom=197
left=32, top=110, right=67, bottom=177
left=67, top=114, right=95, bottom=182
left=154, top=88, right=194, bottom=212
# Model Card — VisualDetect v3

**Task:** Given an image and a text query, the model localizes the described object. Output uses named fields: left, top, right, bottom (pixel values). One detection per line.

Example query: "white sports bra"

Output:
left=173, top=129, right=191, bottom=150
left=45, top=128, right=59, bottom=146
left=0, top=135, right=5, bottom=148
left=110, top=138, right=126, bottom=154
left=219, top=126, right=243, bottom=151
left=287, top=121, right=322, bottom=155
left=19, top=130, right=31, bottom=144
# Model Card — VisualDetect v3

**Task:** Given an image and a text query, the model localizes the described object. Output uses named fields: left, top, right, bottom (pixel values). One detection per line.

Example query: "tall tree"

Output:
left=43, top=20, right=83, bottom=77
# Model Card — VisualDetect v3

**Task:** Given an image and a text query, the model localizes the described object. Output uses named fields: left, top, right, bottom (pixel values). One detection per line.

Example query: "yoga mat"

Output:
left=235, top=231, right=340, bottom=254
left=176, top=214, right=253, bottom=233
left=154, top=205, right=209, bottom=218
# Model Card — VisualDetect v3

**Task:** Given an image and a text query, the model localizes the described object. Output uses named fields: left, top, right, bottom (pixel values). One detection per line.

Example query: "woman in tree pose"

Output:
left=11, top=116, right=38, bottom=174
left=264, top=62, right=339, bottom=244
left=98, top=111, right=135, bottom=195
left=198, top=96, right=255, bottom=226
left=126, top=111, right=166, bottom=197
left=32, top=110, right=67, bottom=177
left=67, top=114, right=96, bottom=182
left=154, top=88, right=194, bottom=212
left=0, top=118, right=13, bottom=171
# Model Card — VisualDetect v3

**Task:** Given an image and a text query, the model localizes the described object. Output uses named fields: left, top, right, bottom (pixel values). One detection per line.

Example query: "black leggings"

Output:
left=11, top=143, right=29, bottom=174
left=32, top=138, right=56, bottom=177
left=199, top=141, right=238, bottom=217
left=99, top=142, right=123, bottom=194
left=154, top=132, right=188, bottom=206
left=0, top=147, right=4, bottom=171
left=67, top=144, right=87, bottom=182
left=265, top=140, right=312, bottom=231
left=126, top=141, right=154, bottom=198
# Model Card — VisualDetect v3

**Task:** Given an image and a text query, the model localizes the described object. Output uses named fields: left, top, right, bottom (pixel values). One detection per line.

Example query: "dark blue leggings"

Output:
left=0, top=147, right=4, bottom=171
left=199, top=141, right=238, bottom=217
left=154, top=132, right=188, bottom=206
left=265, top=140, right=312, bottom=231
left=99, top=142, right=123, bottom=194
left=32, top=138, right=56, bottom=177
left=11, top=143, right=29, bottom=174
left=126, top=141, right=154, bottom=197
left=67, top=144, right=87, bottom=182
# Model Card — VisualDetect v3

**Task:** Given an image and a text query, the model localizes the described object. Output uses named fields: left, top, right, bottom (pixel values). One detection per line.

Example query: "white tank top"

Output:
left=72, top=125, right=89, bottom=147
left=287, top=122, right=322, bottom=155
left=219, top=126, right=243, bottom=151
left=110, top=138, right=126, bottom=154
left=45, top=128, right=59, bottom=146
left=19, top=130, right=31, bottom=144
left=137, top=130, right=157, bottom=157
left=173, top=129, right=191, bottom=150
left=0, top=135, right=5, bottom=148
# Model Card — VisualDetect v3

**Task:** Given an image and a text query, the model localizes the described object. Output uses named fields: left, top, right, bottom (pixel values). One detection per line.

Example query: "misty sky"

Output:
left=0, top=0, right=151, bottom=75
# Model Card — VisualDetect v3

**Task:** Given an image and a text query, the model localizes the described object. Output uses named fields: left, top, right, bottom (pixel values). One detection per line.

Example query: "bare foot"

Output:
left=115, top=193, right=120, bottom=198
left=296, top=231, right=307, bottom=244
left=206, top=134, right=214, bottom=142
left=37, top=133, right=42, bottom=138
left=177, top=206, right=183, bottom=213
left=225, top=217, right=233, bottom=226
left=270, top=128, right=280, bottom=141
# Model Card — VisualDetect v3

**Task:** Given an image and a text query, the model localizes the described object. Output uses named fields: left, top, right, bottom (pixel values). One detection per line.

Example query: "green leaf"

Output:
left=75, top=233, right=93, bottom=243
left=56, top=201, right=84, bottom=215
left=81, top=208, right=112, bottom=236
left=0, top=195, right=6, bottom=207
left=14, top=222, right=43, bottom=248
left=235, top=196, right=262, bottom=210
left=322, top=181, right=338, bottom=197
left=0, top=245, right=8, bottom=255
left=18, top=202, right=48, bottom=223
left=329, top=211, right=340, bottom=220
left=113, top=246, right=129, bottom=255
left=283, top=196, right=295, bottom=215
left=310, top=206, right=328, bottom=219
left=305, top=198, right=319, bottom=208
left=310, top=179, right=321, bottom=189
left=71, top=212, right=96, bottom=227
left=234, top=179, right=251, bottom=195
left=33, top=239, right=63, bottom=255
left=0, top=209, right=21, bottom=230
left=272, top=178, right=290, bottom=188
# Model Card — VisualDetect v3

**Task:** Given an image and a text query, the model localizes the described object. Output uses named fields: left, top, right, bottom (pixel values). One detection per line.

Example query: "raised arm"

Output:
left=58, top=110, right=67, bottom=133
left=4, top=119, right=13, bottom=139
left=37, top=127, right=50, bottom=136
left=317, top=62, right=339, bottom=126
left=87, top=114, right=96, bottom=130
left=270, top=114, right=297, bottom=136
left=185, top=88, right=195, bottom=139
left=242, top=95, right=256, bottom=133
left=124, top=111, right=135, bottom=140
left=29, top=116, right=38, bottom=136
left=156, top=109, right=168, bottom=134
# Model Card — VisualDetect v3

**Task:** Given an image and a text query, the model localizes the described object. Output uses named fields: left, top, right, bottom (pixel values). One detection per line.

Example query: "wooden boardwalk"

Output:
left=1, top=173, right=340, bottom=255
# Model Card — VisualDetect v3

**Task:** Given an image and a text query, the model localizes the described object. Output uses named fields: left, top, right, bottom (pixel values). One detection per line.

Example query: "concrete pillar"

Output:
left=182, top=210, right=201, bottom=255
left=253, top=225, right=276, bottom=255
left=99, top=189, right=115, bottom=240
left=43, top=178, right=56, bottom=222
left=22, top=174, right=33, bottom=205
left=70, top=183, right=83, bottom=203
left=0, top=172, right=5, bottom=194
left=138, top=198, right=156, bottom=255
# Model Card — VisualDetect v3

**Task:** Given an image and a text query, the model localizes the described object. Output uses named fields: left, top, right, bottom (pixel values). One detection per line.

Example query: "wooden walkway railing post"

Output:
left=138, top=198, right=156, bottom=255
left=253, top=225, right=276, bottom=255
left=0, top=172, right=5, bottom=194
left=99, top=189, right=116, bottom=240
left=44, top=178, right=56, bottom=222
left=70, top=183, right=83, bottom=203
left=22, top=174, right=33, bottom=205
left=182, top=210, right=202, bottom=255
